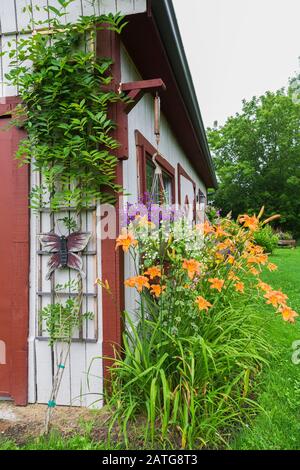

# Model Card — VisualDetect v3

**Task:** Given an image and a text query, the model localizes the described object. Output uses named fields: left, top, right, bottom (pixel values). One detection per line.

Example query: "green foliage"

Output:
left=103, top=216, right=284, bottom=449
left=107, top=306, right=269, bottom=450
left=208, top=86, right=300, bottom=236
left=232, top=248, right=300, bottom=450
left=205, top=204, right=221, bottom=224
left=0, top=432, right=121, bottom=450
left=254, top=225, right=279, bottom=254
left=39, top=280, right=93, bottom=346
left=4, top=1, right=127, bottom=211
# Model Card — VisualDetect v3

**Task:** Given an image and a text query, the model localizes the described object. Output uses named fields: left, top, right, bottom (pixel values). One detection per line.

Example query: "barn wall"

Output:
left=0, top=0, right=147, bottom=97
left=120, top=45, right=207, bottom=315
left=0, top=1, right=146, bottom=406
left=121, top=44, right=207, bottom=204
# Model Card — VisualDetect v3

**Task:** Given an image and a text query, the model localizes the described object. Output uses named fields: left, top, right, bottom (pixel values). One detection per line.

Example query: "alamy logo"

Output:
left=0, top=340, right=6, bottom=364
left=292, top=340, right=300, bottom=365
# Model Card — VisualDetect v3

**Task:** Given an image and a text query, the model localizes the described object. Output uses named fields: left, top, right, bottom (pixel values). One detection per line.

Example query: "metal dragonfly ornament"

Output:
left=39, top=231, right=91, bottom=280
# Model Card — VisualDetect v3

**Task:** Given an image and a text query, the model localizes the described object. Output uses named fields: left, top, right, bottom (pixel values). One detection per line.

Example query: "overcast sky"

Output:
left=173, top=0, right=300, bottom=128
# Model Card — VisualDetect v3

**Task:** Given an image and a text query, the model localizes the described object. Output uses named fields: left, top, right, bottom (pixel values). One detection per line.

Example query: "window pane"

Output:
left=162, top=171, right=172, bottom=204
left=146, top=159, right=160, bottom=203
left=145, top=158, right=173, bottom=204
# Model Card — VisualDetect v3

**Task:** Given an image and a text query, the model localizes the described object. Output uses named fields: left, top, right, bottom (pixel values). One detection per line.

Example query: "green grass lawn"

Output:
left=1, top=248, right=300, bottom=451
left=232, top=248, right=300, bottom=450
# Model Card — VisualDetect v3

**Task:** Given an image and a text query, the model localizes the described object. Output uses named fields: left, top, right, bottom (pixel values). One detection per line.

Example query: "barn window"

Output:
left=135, top=130, right=175, bottom=205
left=146, top=157, right=173, bottom=204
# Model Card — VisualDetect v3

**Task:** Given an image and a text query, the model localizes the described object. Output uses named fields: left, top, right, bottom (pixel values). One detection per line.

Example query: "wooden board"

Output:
left=0, top=112, right=29, bottom=405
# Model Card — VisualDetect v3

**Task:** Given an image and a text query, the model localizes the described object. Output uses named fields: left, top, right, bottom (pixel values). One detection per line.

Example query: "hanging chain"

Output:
left=150, top=93, right=167, bottom=204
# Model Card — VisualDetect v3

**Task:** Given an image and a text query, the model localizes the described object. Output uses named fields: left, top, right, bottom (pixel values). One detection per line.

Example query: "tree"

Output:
left=208, top=84, right=300, bottom=236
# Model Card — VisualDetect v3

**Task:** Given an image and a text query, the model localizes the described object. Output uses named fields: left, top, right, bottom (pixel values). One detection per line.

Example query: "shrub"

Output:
left=254, top=225, right=279, bottom=254
left=104, top=211, right=297, bottom=449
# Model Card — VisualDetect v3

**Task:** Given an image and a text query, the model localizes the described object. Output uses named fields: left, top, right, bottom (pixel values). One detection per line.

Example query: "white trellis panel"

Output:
left=28, top=170, right=103, bottom=407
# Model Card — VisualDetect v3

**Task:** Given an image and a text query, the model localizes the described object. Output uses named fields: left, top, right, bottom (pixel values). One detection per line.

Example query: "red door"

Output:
left=0, top=105, right=29, bottom=405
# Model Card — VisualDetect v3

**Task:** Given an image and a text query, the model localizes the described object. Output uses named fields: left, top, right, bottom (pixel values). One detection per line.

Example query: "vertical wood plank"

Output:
left=98, top=0, right=117, bottom=15
left=54, top=342, right=72, bottom=406
left=116, top=0, right=134, bottom=15
left=0, top=0, right=17, bottom=34
left=47, top=0, right=66, bottom=24
left=81, top=0, right=96, bottom=16
left=0, top=35, right=4, bottom=97
left=132, top=0, right=147, bottom=13
left=31, top=0, right=50, bottom=27
left=15, top=0, right=34, bottom=32
left=1, top=35, right=18, bottom=96
left=85, top=343, right=103, bottom=407
left=69, top=343, right=86, bottom=406
left=35, top=340, right=53, bottom=403
left=64, top=0, right=82, bottom=24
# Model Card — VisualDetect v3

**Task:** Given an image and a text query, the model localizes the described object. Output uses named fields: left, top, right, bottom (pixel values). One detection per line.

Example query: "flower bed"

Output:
left=102, top=210, right=298, bottom=449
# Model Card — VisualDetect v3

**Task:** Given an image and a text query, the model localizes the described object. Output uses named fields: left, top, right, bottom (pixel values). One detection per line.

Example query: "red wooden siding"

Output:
left=97, top=29, right=127, bottom=380
left=0, top=100, right=29, bottom=405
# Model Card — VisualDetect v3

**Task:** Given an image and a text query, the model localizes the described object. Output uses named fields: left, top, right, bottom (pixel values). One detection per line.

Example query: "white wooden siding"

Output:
left=0, top=0, right=147, bottom=97
left=121, top=44, right=207, bottom=315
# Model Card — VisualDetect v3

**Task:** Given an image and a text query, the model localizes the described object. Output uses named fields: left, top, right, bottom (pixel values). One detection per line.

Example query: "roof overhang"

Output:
left=121, top=0, right=217, bottom=188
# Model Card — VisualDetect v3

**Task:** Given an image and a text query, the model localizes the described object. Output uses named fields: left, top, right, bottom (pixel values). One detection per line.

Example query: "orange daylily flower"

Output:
left=249, top=266, right=260, bottom=276
left=214, top=225, right=229, bottom=238
left=264, top=290, right=288, bottom=308
left=195, top=296, right=212, bottom=312
left=228, top=271, right=239, bottom=281
left=226, top=255, right=235, bottom=265
left=150, top=284, right=166, bottom=298
left=208, top=278, right=225, bottom=292
left=257, top=253, right=268, bottom=264
left=116, top=228, right=138, bottom=252
left=182, top=259, right=201, bottom=279
left=239, top=214, right=259, bottom=231
left=124, top=276, right=150, bottom=292
left=257, top=280, right=272, bottom=292
left=215, top=252, right=225, bottom=261
left=196, top=220, right=214, bottom=235
left=247, top=253, right=268, bottom=265
left=217, top=239, right=232, bottom=251
left=279, top=306, right=298, bottom=323
left=267, top=263, right=278, bottom=272
left=134, top=276, right=150, bottom=292
left=144, top=266, right=162, bottom=280
left=124, top=277, right=137, bottom=288
left=234, top=281, right=245, bottom=293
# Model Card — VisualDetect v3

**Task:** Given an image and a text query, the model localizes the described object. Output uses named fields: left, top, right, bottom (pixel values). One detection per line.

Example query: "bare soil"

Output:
left=0, top=401, right=109, bottom=446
